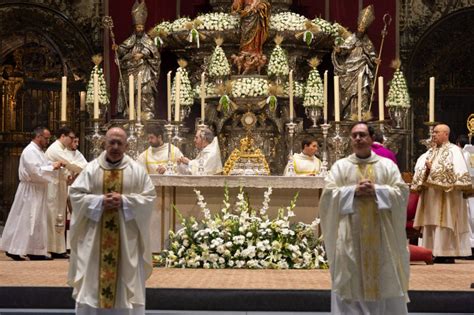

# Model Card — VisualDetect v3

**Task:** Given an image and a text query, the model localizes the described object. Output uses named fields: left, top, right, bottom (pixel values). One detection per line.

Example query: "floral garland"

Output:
left=196, top=12, right=240, bottom=31
left=208, top=45, right=231, bottom=77
left=86, top=65, right=109, bottom=106
left=303, top=68, right=324, bottom=107
left=157, top=187, right=328, bottom=269
left=171, top=67, right=194, bottom=106
left=270, top=12, right=308, bottom=31
left=267, top=44, right=289, bottom=77
left=386, top=68, right=410, bottom=107
left=231, top=77, right=269, bottom=98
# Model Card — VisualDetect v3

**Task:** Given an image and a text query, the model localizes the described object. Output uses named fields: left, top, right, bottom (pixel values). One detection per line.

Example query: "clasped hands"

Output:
left=52, top=160, right=66, bottom=170
left=103, top=192, right=122, bottom=210
left=355, top=179, right=375, bottom=197
left=177, top=157, right=190, bottom=165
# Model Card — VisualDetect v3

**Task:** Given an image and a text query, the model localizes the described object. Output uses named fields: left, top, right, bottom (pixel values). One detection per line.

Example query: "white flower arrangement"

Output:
left=231, top=77, right=269, bottom=98
left=208, top=39, right=231, bottom=77
left=270, top=12, right=308, bottom=31
left=86, top=65, right=109, bottom=107
left=152, top=21, right=172, bottom=34
left=193, top=82, right=218, bottom=98
left=282, top=81, right=305, bottom=98
left=196, top=12, right=240, bottom=31
left=170, top=17, right=192, bottom=32
left=171, top=65, right=194, bottom=106
left=157, top=187, right=328, bottom=269
left=268, top=36, right=289, bottom=77
left=303, top=58, right=323, bottom=108
left=386, top=61, right=410, bottom=108
left=311, top=18, right=344, bottom=46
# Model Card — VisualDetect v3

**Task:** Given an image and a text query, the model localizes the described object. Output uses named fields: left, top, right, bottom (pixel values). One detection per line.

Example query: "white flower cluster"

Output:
left=267, top=45, right=289, bottom=77
left=196, top=12, right=240, bottom=31
left=152, top=21, right=173, bottom=34
left=386, top=68, right=410, bottom=107
left=86, top=65, right=109, bottom=106
left=231, top=77, right=268, bottom=98
left=170, top=17, right=192, bottom=32
left=270, top=12, right=308, bottom=31
left=303, top=69, right=324, bottom=107
left=171, top=67, right=194, bottom=106
left=208, top=46, right=231, bottom=77
left=312, top=18, right=343, bottom=45
left=193, top=82, right=218, bottom=98
left=157, top=187, right=328, bottom=269
left=283, top=81, right=305, bottom=98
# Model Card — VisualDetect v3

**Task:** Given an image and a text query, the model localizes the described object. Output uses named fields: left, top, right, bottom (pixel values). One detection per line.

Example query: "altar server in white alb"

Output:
left=320, top=122, right=410, bottom=315
left=284, top=137, right=321, bottom=176
left=68, top=127, right=156, bottom=315
left=177, top=127, right=223, bottom=175
left=137, top=125, right=183, bottom=174
left=45, top=126, right=85, bottom=259
left=68, top=137, right=88, bottom=174
left=1, top=127, right=63, bottom=261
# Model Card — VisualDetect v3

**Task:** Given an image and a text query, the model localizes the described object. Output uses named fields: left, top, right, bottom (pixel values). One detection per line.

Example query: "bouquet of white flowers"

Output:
left=312, top=18, right=344, bottom=46
left=268, top=35, right=289, bottom=77
left=193, top=82, right=218, bottom=98
left=270, top=12, right=308, bottom=31
left=157, top=186, right=327, bottom=269
left=386, top=60, right=410, bottom=108
left=303, top=58, right=323, bottom=108
left=196, top=12, right=240, bottom=31
left=171, top=59, right=194, bottom=106
left=86, top=55, right=109, bottom=113
left=208, top=37, right=231, bottom=77
left=282, top=81, right=305, bottom=98
left=231, top=77, right=269, bottom=98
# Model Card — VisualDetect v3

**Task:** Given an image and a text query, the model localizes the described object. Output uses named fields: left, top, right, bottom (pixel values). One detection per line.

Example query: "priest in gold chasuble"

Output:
left=320, top=123, right=409, bottom=314
left=69, top=127, right=156, bottom=315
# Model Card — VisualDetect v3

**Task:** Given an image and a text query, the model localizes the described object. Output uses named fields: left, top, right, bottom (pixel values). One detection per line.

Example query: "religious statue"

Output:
left=332, top=5, right=377, bottom=120
left=231, top=0, right=270, bottom=75
left=113, top=0, right=160, bottom=120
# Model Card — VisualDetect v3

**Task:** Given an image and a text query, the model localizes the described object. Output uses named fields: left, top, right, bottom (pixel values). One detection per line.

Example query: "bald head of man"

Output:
left=433, top=124, right=450, bottom=146
left=105, top=127, right=128, bottom=162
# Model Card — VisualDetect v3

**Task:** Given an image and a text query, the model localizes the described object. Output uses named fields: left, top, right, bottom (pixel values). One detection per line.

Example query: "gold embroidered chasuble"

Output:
left=284, top=153, right=322, bottom=176
left=137, top=143, right=183, bottom=174
left=320, top=153, right=409, bottom=303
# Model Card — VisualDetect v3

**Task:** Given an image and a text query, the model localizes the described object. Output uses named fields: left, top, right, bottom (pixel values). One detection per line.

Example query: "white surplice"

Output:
left=68, top=149, right=88, bottom=172
left=178, top=137, right=223, bottom=175
left=45, top=140, right=86, bottom=254
left=0, top=142, right=57, bottom=256
left=136, top=143, right=183, bottom=174
left=284, top=152, right=321, bottom=176
left=412, top=142, right=472, bottom=257
left=462, top=144, right=474, bottom=248
left=320, top=153, right=410, bottom=314
left=68, top=152, right=156, bottom=314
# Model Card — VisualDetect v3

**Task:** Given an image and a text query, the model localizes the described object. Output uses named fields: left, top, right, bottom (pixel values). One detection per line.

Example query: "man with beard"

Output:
left=113, top=0, right=160, bottom=120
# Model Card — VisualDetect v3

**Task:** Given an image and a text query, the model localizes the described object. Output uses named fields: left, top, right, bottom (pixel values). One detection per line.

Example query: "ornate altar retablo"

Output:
left=223, top=135, right=270, bottom=175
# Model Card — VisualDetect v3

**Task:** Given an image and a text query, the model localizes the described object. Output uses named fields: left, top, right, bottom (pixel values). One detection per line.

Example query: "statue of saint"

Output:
left=113, top=0, right=160, bottom=120
left=231, top=0, right=270, bottom=75
left=332, top=5, right=377, bottom=120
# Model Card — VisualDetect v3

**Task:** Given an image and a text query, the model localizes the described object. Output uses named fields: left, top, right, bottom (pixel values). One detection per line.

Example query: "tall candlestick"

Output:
left=137, top=73, right=142, bottom=123
left=357, top=72, right=363, bottom=121
left=289, top=70, right=294, bottom=121
left=334, top=76, right=340, bottom=122
left=201, top=72, right=206, bottom=122
left=378, top=76, right=384, bottom=121
left=167, top=71, right=172, bottom=122
left=323, top=70, right=328, bottom=123
left=429, top=77, right=435, bottom=122
left=174, top=72, right=181, bottom=122
left=79, top=91, right=86, bottom=111
left=61, top=76, right=67, bottom=122
left=93, top=74, right=99, bottom=119
left=129, top=74, right=135, bottom=121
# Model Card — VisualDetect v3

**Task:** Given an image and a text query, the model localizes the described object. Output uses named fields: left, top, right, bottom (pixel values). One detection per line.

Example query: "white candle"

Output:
left=429, top=77, right=435, bottom=122
left=61, top=76, right=67, bottom=122
left=378, top=76, right=384, bottom=121
left=289, top=70, right=294, bottom=121
left=334, top=76, right=340, bottom=122
left=79, top=91, right=86, bottom=112
left=93, top=74, right=99, bottom=119
left=167, top=71, right=172, bottom=122
left=137, top=73, right=142, bottom=123
left=323, top=70, right=328, bottom=123
left=357, top=72, right=363, bottom=121
left=174, top=72, right=181, bottom=122
left=129, top=74, right=135, bottom=121
left=201, top=72, right=206, bottom=122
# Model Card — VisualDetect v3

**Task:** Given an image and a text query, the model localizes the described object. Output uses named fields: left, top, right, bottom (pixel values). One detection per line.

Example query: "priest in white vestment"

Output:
left=137, top=125, right=183, bottom=174
left=320, top=122, right=409, bottom=314
left=45, top=127, right=85, bottom=258
left=284, top=137, right=321, bottom=176
left=69, top=127, right=156, bottom=315
left=177, top=127, right=223, bottom=175
left=412, top=124, right=472, bottom=263
left=1, top=127, right=63, bottom=260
